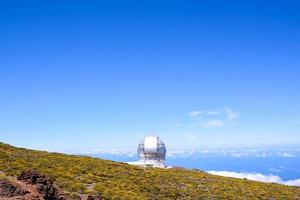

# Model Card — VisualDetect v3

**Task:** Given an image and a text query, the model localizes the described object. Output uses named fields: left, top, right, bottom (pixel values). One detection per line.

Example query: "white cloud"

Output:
left=202, top=120, right=224, bottom=128
left=285, top=179, right=300, bottom=186
left=189, top=110, right=220, bottom=117
left=207, top=111, right=220, bottom=115
left=189, top=110, right=203, bottom=117
left=207, top=170, right=300, bottom=186
left=185, top=107, right=240, bottom=129
left=278, top=152, right=296, bottom=157
left=224, top=107, right=240, bottom=120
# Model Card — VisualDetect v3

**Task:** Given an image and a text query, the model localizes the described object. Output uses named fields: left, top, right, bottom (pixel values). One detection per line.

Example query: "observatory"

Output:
left=128, top=136, right=169, bottom=168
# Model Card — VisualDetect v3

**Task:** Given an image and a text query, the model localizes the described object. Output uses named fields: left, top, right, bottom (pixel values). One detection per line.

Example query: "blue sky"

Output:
left=0, top=0, right=300, bottom=150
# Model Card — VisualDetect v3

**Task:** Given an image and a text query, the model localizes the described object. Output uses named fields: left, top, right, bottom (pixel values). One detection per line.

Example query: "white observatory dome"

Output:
left=127, top=136, right=170, bottom=168
left=137, top=136, right=166, bottom=162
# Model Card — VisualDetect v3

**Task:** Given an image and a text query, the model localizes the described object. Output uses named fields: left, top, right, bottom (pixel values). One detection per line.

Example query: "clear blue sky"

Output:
left=1, top=0, right=300, bottom=150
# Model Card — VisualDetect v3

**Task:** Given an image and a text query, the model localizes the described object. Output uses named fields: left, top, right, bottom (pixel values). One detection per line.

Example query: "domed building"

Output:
left=128, top=136, right=169, bottom=168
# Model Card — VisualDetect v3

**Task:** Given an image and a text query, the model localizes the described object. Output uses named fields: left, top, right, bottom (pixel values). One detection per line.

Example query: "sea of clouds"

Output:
left=207, top=170, right=300, bottom=186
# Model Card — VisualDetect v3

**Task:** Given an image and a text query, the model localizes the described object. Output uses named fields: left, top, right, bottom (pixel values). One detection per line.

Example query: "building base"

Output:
left=127, top=160, right=171, bottom=168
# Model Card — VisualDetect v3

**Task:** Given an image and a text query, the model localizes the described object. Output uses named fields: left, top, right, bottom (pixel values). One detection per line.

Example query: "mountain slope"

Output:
left=1, top=142, right=300, bottom=200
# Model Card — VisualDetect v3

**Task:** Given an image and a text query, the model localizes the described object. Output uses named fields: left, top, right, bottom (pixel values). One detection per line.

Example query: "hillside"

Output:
left=1, top=142, right=300, bottom=200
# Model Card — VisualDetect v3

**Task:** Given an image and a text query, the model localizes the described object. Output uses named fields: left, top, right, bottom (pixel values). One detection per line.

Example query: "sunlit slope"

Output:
left=1, top=142, right=299, bottom=200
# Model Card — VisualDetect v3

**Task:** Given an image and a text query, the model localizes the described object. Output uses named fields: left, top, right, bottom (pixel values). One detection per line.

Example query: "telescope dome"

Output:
left=137, top=136, right=166, bottom=161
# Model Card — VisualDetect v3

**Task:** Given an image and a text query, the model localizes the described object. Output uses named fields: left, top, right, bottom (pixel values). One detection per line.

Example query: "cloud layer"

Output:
left=207, top=170, right=300, bottom=186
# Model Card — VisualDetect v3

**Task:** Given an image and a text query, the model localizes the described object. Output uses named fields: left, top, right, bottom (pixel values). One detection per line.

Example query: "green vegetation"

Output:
left=1, top=142, right=300, bottom=199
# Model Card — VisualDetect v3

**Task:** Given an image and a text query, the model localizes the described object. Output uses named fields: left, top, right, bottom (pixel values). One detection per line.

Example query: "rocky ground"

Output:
left=0, top=170, right=102, bottom=200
